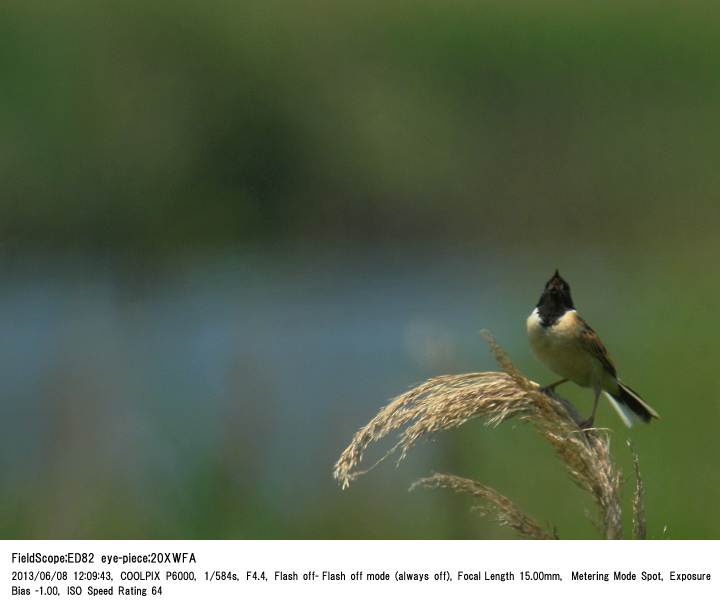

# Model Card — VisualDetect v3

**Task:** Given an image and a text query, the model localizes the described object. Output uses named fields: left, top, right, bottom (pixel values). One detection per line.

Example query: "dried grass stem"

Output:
left=334, top=331, right=643, bottom=540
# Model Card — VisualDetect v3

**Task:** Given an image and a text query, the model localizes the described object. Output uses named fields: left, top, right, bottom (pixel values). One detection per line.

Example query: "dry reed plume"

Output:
left=410, top=473, right=557, bottom=540
left=333, top=331, right=647, bottom=539
left=628, top=440, right=647, bottom=540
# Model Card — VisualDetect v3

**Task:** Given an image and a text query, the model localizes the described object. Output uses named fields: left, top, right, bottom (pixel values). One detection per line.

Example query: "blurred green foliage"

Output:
left=3, top=1, right=720, bottom=255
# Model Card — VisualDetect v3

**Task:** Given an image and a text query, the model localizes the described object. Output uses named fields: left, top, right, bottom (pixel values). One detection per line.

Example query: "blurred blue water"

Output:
left=0, top=249, right=518, bottom=534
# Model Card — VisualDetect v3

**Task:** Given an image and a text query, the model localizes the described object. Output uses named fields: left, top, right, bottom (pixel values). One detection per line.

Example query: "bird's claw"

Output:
left=579, top=417, right=595, bottom=430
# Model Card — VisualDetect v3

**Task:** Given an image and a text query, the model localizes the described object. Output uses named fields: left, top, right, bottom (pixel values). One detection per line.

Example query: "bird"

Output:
left=526, top=270, right=659, bottom=428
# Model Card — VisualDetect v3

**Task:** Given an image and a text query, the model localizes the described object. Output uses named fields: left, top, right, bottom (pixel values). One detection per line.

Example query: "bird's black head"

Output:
left=536, top=270, right=574, bottom=326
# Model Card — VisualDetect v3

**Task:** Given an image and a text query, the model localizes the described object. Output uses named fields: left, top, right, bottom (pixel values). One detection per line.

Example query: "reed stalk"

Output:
left=334, top=332, right=647, bottom=539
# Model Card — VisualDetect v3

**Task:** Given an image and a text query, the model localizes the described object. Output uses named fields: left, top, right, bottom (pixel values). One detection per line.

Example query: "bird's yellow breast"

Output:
left=526, top=309, right=603, bottom=388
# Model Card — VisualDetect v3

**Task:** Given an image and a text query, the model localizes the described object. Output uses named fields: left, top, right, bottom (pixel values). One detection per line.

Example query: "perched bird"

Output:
left=526, top=270, right=659, bottom=428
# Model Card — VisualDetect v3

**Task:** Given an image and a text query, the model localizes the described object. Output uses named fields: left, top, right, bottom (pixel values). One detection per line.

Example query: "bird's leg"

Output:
left=541, top=378, right=568, bottom=393
left=580, top=385, right=602, bottom=429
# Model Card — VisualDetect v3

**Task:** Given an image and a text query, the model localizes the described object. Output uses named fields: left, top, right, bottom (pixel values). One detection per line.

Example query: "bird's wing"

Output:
left=577, top=316, right=617, bottom=378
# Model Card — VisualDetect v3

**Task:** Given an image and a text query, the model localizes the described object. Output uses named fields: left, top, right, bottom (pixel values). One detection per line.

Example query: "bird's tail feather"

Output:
left=603, top=391, right=634, bottom=428
left=604, top=382, right=659, bottom=428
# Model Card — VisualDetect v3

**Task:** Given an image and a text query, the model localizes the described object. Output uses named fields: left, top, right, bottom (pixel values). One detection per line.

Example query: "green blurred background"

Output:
left=1, top=0, right=718, bottom=539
